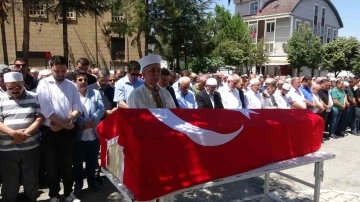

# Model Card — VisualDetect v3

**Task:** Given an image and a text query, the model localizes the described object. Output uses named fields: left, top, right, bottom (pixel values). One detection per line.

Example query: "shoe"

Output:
left=90, top=184, right=105, bottom=193
left=330, top=135, right=338, bottom=139
left=64, top=193, right=81, bottom=202
left=50, top=197, right=60, bottom=202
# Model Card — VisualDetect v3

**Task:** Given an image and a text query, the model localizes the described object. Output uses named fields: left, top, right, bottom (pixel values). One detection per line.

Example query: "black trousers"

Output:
left=0, top=147, right=40, bottom=202
left=41, top=127, right=76, bottom=198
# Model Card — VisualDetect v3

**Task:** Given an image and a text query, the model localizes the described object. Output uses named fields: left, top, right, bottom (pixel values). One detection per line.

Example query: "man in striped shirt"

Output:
left=0, top=72, right=44, bottom=202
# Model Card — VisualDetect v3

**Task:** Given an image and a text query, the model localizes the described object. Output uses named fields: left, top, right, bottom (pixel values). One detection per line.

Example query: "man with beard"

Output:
left=275, top=83, right=291, bottom=109
left=0, top=64, right=11, bottom=93
left=36, top=56, right=83, bottom=202
left=128, top=54, right=176, bottom=108
left=0, top=72, right=44, bottom=202
left=318, top=79, right=332, bottom=139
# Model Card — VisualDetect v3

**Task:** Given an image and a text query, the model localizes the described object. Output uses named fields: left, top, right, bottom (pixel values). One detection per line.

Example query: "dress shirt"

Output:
left=275, top=94, right=290, bottom=109
left=36, top=76, right=83, bottom=127
left=175, top=90, right=197, bottom=109
left=218, top=85, right=242, bottom=109
left=79, top=91, right=97, bottom=141
left=244, top=90, right=262, bottom=109
left=113, top=75, right=144, bottom=104
left=287, top=87, right=306, bottom=109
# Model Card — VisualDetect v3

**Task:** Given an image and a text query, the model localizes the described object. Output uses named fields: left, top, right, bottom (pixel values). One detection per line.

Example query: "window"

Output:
left=29, top=4, right=46, bottom=17
left=249, top=24, right=258, bottom=43
left=295, top=20, right=301, bottom=31
left=314, top=5, right=319, bottom=25
left=333, top=29, right=337, bottom=40
left=264, top=43, right=274, bottom=53
left=67, top=11, right=76, bottom=19
left=321, top=8, right=326, bottom=27
left=111, top=37, right=125, bottom=60
left=112, top=12, right=124, bottom=22
left=266, top=22, right=275, bottom=32
left=327, top=28, right=331, bottom=43
left=250, top=1, right=259, bottom=15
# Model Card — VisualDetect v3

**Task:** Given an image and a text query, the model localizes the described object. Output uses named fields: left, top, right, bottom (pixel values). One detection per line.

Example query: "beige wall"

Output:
left=0, top=3, right=144, bottom=70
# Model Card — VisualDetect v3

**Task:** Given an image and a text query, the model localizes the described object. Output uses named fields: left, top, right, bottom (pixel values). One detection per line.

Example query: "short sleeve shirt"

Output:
left=331, top=87, right=345, bottom=112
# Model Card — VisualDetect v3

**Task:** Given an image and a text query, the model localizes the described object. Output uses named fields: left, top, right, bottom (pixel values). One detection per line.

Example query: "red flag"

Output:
left=97, top=109, right=323, bottom=201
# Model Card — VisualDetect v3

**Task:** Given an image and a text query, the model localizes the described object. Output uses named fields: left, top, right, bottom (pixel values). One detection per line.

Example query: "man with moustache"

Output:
left=128, top=54, right=176, bottom=108
left=0, top=72, right=44, bottom=202
left=275, top=83, right=291, bottom=109
left=196, top=78, right=224, bottom=109
left=36, top=56, right=83, bottom=202
left=0, top=64, right=11, bottom=93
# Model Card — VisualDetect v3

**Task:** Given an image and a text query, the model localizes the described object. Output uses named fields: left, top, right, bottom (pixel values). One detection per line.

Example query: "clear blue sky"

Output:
left=215, top=0, right=360, bottom=39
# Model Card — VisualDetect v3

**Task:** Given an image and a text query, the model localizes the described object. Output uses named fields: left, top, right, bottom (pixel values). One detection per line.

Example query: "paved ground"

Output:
left=1, top=134, right=359, bottom=202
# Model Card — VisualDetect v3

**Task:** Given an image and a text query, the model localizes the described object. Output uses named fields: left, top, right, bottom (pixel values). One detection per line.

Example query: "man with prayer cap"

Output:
left=0, top=64, right=11, bottom=93
left=128, top=54, right=176, bottom=108
left=244, top=78, right=262, bottom=109
left=275, top=83, right=291, bottom=109
left=196, top=78, right=224, bottom=109
left=0, top=72, right=44, bottom=202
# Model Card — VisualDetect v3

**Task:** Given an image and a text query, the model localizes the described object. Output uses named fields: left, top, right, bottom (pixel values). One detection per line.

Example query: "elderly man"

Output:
left=0, top=72, right=44, bottom=202
left=70, top=70, right=105, bottom=196
left=218, top=74, right=242, bottom=109
left=311, top=84, right=325, bottom=114
left=196, top=78, right=224, bottom=109
left=244, top=78, right=262, bottom=109
left=275, top=80, right=284, bottom=95
left=287, top=78, right=306, bottom=109
left=261, top=83, right=278, bottom=108
left=275, top=83, right=291, bottom=109
left=114, top=61, right=144, bottom=108
left=30, top=68, right=39, bottom=80
left=172, top=70, right=192, bottom=91
left=192, top=75, right=207, bottom=95
left=176, top=77, right=197, bottom=109
left=37, top=56, right=82, bottom=202
left=13, top=58, right=38, bottom=91
left=75, top=58, right=97, bottom=85
left=128, top=54, right=176, bottom=108
left=0, top=64, right=11, bottom=93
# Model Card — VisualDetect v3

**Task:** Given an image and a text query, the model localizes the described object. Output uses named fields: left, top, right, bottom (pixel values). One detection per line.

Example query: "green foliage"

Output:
left=322, top=37, right=360, bottom=77
left=283, top=23, right=322, bottom=76
left=213, top=40, right=245, bottom=68
left=352, top=54, right=360, bottom=76
left=189, top=56, right=224, bottom=73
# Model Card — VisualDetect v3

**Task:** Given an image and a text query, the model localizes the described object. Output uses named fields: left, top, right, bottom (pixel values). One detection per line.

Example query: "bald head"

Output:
left=179, top=77, right=191, bottom=94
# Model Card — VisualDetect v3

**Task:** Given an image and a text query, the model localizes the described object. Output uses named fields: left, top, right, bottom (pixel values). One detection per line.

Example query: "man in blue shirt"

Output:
left=113, top=61, right=144, bottom=108
left=175, top=77, right=197, bottom=109
left=300, top=76, right=315, bottom=110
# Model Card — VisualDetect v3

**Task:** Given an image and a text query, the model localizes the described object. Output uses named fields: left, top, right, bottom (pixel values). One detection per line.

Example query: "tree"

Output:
left=283, top=23, right=322, bottom=76
left=48, top=0, right=110, bottom=64
left=352, top=54, right=360, bottom=77
left=322, top=37, right=360, bottom=77
left=189, top=56, right=224, bottom=73
left=0, top=0, right=8, bottom=64
left=247, top=38, right=269, bottom=74
left=213, top=40, right=246, bottom=71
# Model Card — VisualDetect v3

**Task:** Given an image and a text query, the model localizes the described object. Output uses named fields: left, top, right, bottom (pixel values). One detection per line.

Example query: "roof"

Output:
left=252, top=0, right=343, bottom=28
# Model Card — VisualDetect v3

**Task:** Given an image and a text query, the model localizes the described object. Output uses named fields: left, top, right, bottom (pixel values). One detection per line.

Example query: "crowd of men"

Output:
left=0, top=53, right=358, bottom=202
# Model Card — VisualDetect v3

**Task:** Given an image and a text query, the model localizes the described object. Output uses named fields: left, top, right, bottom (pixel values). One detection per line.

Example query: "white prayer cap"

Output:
left=275, top=76, right=280, bottom=79
left=139, top=54, right=162, bottom=71
left=258, top=74, right=263, bottom=77
left=344, top=81, right=349, bottom=87
left=285, top=78, right=292, bottom=83
left=283, top=83, right=291, bottom=91
left=249, top=78, right=260, bottom=86
left=265, top=78, right=275, bottom=84
left=206, top=78, right=217, bottom=86
left=277, top=80, right=284, bottom=85
left=4, top=72, right=23, bottom=83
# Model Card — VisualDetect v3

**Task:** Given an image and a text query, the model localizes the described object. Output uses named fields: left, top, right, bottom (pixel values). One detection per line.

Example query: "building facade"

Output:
left=0, top=1, right=144, bottom=70
left=234, top=0, right=343, bottom=76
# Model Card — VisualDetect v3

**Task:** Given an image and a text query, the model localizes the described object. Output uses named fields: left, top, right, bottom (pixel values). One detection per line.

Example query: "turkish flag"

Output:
left=97, top=109, right=323, bottom=201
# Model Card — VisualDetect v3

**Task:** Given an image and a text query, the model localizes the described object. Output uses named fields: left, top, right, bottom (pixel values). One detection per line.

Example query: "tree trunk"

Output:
left=297, top=67, right=300, bottom=77
left=311, top=67, right=315, bottom=77
left=136, top=30, right=142, bottom=59
left=22, top=0, right=30, bottom=61
left=0, top=0, right=9, bottom=64
left=62, top=6, right=69, bottom=66
left=144, top=0, right=149, bottom=56
left=335, top=71, right=339, bottom=77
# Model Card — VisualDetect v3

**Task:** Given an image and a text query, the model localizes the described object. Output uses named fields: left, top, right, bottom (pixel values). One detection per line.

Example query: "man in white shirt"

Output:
left=275, top=83, right=291, bottom=109
left=244, top=78, right=262, bottom=109
left=36, top=56, right=82, bottom=202
left=287, top=78, right=306, bottom=109
left=218, top=74, right=242, bottom=109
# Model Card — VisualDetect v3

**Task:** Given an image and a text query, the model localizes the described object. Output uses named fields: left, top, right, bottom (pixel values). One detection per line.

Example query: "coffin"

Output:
left=97, top=109, right=324, bottom=201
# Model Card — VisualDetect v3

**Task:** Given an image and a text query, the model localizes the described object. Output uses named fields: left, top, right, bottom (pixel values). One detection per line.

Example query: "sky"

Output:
left=215, top=0, right=360, bottom=39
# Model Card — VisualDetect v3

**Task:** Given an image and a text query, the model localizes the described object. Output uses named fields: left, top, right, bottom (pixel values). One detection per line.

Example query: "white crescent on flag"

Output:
left=148, top=109, right=256, bottom=147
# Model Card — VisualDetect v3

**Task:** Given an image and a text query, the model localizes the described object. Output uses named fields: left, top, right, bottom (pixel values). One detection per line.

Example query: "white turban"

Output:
left=4, top=72, right=23, bottom=83
left=249, top=78, right=260, bottom=86
left=139, top=54, right=162, bottom=71
left=282, top=83, right=292, bottom=91
left=206, top=78, right=217, bottom=86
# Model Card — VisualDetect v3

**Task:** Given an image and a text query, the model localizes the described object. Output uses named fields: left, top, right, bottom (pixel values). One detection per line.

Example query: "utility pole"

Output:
left=0, top=0, right=9, bottom=64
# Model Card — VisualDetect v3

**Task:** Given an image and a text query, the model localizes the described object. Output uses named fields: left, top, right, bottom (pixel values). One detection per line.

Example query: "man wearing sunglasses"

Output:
left=114, top=61, right=144, bottom=108
left=13, top=58, right=38, bottom=91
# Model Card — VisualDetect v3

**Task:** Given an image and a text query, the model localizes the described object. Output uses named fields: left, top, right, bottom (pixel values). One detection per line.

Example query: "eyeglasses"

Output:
left=7, top=86, right=22, bottom=91
left=14, top=64, right=27, bottom=68
left=77, top=78, right=88, bottom=82
left=109, top=79, right=115, bottom=82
